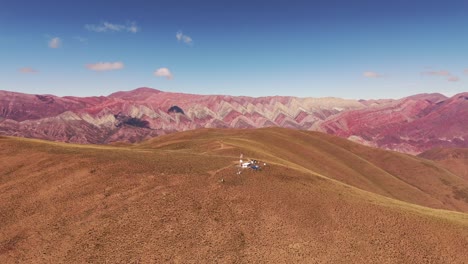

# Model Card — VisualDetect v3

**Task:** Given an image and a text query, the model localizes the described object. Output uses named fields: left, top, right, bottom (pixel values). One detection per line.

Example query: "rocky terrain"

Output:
left=321, top=93, right=468, bottom=153
left=1, top=87, right=467, bottom=153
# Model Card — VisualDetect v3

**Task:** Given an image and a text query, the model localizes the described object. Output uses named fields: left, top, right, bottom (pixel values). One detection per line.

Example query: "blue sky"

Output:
left=1, top=0, right=467, bottom=99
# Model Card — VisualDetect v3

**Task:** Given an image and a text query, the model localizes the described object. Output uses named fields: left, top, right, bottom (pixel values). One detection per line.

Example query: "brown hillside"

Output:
left=143, top=128, right=468, bottom=212
left=419, top=148, right=468, bottom=181
left=1, top=129, right=468, bottom=263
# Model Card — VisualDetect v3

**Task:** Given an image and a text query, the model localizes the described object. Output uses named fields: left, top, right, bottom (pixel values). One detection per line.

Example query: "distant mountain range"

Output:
left=1, top=87, right=467, bottom=153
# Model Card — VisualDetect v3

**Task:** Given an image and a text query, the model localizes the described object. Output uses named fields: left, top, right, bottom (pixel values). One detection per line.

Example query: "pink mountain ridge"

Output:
left=1, top=87, right=467, bottom=154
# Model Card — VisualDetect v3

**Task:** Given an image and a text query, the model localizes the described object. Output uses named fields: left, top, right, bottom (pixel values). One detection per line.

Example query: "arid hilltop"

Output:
left=1, top=88, right=467, bottom=153
left=1, top=128, right=467, bottom=263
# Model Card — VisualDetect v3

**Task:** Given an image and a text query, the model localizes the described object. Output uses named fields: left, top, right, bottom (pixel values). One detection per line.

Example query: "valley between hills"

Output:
left=1, top=128, right=467, bottom=263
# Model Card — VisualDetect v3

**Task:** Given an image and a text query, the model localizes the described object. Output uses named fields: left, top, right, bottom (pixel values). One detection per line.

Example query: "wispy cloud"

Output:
left=48, top=37, right=61, bottom=48
left=19, top=67, right=38, bottom=73
left=74, top=36, right=88, bottom=43
left=421, top=70, right=451, bottom=76
left=422, top=69, right=459, bottom=82
left=464, top=69, right=468, bottom=75
left=86, top=62, right=124, bottom=71
left=85, top=21, right=140, bottom=33
left=154, top=68, right=173, bottom=79
left=176, top=31, right=193, bottom=45
left=127, top=23, right=139, bottom=33
left=363, top=71, right=383, bottom=78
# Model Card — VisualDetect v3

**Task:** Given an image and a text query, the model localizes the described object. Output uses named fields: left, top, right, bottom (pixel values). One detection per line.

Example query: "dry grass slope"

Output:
left=419, top=148, right=468, bottom=181
left=1, top=128, right=467, bottom=263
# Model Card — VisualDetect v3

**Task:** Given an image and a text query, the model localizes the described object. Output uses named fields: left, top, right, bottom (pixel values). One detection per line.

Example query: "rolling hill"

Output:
left=1, top=88, right=467, bottom=153
left=1, top=128, right=467, bottom=263
left=419, top=148, right=468, bottom=181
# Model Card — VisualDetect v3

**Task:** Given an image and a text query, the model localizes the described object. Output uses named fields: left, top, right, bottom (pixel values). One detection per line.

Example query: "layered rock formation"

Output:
left=1, top=87, right=467, bottom=153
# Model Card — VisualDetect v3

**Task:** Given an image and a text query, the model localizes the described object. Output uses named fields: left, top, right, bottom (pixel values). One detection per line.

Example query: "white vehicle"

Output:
left=237, top=154, right=265, bottom=174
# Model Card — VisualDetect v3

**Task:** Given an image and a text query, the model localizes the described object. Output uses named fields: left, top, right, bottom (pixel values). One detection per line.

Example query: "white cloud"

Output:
left=128, top=23, right=139, bottom=33
left=176, top=31, right=193, bottom=45
left=19, top=67, right=38, bottom=73
left=48, top=37, right=61, bottom=48
left=363, top=71, right=382, bottom=78
left=86, top=62, right=124, bottom=71
left=85, top=21, right=140, bottom=33
left=153, top=68, right=173, bottom=79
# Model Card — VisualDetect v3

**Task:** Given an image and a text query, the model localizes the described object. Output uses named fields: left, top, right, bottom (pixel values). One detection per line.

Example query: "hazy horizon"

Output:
left=0, top=86, right=461, bottom=101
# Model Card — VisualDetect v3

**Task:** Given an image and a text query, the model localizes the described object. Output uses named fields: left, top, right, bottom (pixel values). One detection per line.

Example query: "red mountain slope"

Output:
left=1, top=88, right=467, bottom=153
left=318, top=93, right=468, bottom=153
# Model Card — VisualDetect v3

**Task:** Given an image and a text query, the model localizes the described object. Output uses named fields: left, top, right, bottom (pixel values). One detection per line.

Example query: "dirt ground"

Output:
left=1, top=129, right=468, bottom=263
